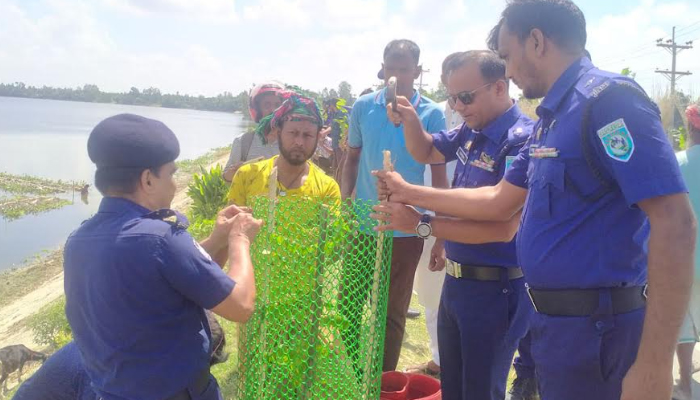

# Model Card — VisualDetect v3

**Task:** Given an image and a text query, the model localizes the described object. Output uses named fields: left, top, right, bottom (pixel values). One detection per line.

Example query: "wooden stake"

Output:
left=363, top=150, right=393, bottom=398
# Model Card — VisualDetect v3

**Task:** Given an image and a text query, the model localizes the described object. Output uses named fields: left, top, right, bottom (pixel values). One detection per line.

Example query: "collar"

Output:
left=476, top=102, right=522, bottom=143
left=98, top=196, right=151, bottom=216
left=537, top=57, right=596, bottom=118
left=374, top=88, right=422, bottom=109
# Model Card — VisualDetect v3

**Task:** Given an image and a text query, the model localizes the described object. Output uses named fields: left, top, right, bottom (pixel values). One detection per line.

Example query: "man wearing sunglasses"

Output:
left=380, top=50, right=534, bottom=400
left=375, top=1, right=695, bottom=399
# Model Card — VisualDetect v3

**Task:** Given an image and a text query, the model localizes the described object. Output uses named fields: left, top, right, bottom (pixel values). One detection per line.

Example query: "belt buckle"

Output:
left=447, top=260, right=461, bottom=278
left=525, top=283, right=540, bottom=313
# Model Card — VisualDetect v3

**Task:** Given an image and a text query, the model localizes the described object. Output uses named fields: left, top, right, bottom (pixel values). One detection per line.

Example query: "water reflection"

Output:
left=0, top=96, right=245, bottom=271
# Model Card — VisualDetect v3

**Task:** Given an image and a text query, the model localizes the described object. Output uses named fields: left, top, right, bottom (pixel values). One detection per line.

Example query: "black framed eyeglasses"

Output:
left=447, top=81, right=498, bottom=107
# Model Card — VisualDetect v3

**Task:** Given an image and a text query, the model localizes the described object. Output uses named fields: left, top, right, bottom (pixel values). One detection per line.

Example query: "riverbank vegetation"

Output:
left=0, top=172, right=78, bottom=195
left=0, top=196, right=72, bottom=221
left=0, top=173, right=86, bottom=221
left=0, top=80, right=361, bottom=113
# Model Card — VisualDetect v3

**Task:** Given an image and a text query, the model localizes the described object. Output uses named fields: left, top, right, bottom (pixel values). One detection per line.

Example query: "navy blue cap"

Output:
left=87, top=114, right=180, bottom=169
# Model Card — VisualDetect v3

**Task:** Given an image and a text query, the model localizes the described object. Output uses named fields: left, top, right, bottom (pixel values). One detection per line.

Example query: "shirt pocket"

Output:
left=528, top=158, right=565, bottom=218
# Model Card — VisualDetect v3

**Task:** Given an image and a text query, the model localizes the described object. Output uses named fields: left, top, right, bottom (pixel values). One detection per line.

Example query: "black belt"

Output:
left=164, top=368, right=211, bottom=400
left=526, top=285, right=648, bottom=317
left=445, top=260, right=524, bottom=281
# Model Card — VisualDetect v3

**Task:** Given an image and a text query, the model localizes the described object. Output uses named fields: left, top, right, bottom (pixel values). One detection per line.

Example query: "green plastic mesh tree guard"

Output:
left=236, top=196, right=393, bottom=400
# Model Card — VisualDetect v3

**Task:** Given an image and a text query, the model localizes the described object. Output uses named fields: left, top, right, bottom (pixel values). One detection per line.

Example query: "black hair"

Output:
left=441, top=52, right=464, bottom=85
left=94, top=166, right=160, bottom=195
left=447, top=50, right=507, bottom=83
left=360, top=88, right=374, bottom=96
left=383, top=39, right=420, bottom=64
left=488, top=0, right=586, bottom=53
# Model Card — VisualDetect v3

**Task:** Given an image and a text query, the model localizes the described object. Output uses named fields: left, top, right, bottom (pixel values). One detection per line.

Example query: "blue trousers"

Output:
left=513, top=331, right=535, bottom=379
left=529, top=291, right=645, bottom=400
left=438, top=273, right=532, bottom=400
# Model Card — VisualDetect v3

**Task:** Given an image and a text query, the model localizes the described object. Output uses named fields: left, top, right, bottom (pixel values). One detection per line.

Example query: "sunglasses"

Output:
left=447, top=81, right=499, bottom=107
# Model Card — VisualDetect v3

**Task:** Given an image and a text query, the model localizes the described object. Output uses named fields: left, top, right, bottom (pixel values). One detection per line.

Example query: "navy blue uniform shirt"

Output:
left=504, top=57, right=687, bottom=289
left=432, top=103, right=533, bottom=267
left=63, top=197, right=235, bottom=400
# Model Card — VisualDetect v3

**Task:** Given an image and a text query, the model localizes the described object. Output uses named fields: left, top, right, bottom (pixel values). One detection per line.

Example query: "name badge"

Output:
left=457, top=146, right=468, bottom=165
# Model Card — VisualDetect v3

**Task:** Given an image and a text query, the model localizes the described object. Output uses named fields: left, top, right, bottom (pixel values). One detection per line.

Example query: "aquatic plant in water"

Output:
left=0, top=196, right=72, bottom=221
left=0, top=172, right=83, bottom=196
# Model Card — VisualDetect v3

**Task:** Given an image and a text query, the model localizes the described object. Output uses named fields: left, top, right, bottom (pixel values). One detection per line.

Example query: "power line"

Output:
left=655, top=26, right=693, bottom=128
left=677, top=20, right=700, bottom=33
left=677, top=27, right=700, bottom=40
left=596, top=21, right=698, bottom=66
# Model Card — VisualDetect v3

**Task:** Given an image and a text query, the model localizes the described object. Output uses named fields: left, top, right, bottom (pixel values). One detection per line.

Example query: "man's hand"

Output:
left=229, top=213, right=263, bottom=244
left=373, top=170, right=412, bottom=204
left=370, top=202, right=421, bottom=234
left=428, top=239, right=446, bottom=272
left=620, top=360, right=673, bottom=400
left=223, top=162, right=244, bottom=182
left=320, top=126, right=332, bottom=138
left=386, top=96, right=420, bottom=127
left=209, top=205, right=250, bottom=249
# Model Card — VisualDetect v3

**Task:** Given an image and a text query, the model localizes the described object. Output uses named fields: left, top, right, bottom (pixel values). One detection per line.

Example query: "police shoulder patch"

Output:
left=193, top=238, right=213, bottom=261
left=597, top=118, right=634, bottom=162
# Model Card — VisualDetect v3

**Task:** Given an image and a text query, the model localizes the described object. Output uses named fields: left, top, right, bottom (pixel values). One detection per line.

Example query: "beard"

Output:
left=278, top=137, right=317, bottom=166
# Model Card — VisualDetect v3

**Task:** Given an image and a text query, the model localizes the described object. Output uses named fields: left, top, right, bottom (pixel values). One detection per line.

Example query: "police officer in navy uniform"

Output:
left=373, top=1, right=697, bottom=399
left=63, top=113, right=262, bottom=400
left=375, top=50, right=534, bottom=399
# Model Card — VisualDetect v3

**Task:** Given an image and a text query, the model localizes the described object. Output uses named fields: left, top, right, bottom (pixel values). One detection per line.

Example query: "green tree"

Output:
left=338, top=81, right=354, bottom=104
left=427, top=82, right=448, bottom=102
left=621, top=67, right=636, bottom=79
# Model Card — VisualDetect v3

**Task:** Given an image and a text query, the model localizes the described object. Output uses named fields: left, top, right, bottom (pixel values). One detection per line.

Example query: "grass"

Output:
left=176, top=146, right=232, bottom=176
left=0, top=172, right=82, bottom=196
left=3, top=281, right=529, bottom=400
left=0, top=196, right=71, bottom=221
left=0, top=249, right=63, bottom=309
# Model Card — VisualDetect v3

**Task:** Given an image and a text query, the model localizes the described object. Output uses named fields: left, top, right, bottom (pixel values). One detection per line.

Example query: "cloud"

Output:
left=1, top=0, right=697, bottom=100
left=103, top=0, right=238, bottom=23
left=587, top=1, right=700, bottom=97
left=242, top=0, right=310, bottom=28
left=0, top=0, right=244, bottom=95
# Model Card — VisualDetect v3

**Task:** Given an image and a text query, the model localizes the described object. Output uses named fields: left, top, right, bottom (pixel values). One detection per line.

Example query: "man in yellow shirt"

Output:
left=228, top=92, right=339, bottom=205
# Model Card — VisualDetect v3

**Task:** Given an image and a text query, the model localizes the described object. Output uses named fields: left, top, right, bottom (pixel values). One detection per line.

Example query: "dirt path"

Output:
left=0, top=272, right=64, bottom=349
left=0, top=154, right=230, bottom=350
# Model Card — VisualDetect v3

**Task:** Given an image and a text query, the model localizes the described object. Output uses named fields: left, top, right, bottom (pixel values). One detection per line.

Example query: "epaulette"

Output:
left=143, top=208, right=190, bottom=230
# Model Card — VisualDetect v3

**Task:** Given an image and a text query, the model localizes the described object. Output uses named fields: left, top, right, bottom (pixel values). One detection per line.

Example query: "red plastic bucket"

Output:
left=380, top=371, right=409, bottom=400
left=406, top=373, right=441, bottom=400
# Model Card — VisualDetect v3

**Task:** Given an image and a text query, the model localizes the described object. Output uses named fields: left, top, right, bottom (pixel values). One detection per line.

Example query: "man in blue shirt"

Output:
left=63, top=114, right=262, bottom=400
left=375, top=50, right=533, bottom=399
left=373, top=1, right=696, bottom=399
left=674, top=104, right=700, bottom=400
left=341, top=39, right=448, bottom=371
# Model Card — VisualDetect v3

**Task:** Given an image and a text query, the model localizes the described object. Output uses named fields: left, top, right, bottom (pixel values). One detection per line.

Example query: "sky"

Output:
left=0, top=0, right=698, bottom=99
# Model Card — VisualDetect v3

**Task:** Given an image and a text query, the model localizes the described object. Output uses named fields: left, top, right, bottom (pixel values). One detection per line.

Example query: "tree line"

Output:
left=0, top=80, right=361, bottom=113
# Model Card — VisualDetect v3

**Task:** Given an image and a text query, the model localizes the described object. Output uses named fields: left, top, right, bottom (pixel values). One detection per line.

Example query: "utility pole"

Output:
left=418, top=67, right=430, bottom=94
left=655, top=26, right=693, bottom=128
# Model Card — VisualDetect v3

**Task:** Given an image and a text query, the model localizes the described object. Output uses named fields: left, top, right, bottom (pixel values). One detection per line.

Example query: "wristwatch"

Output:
left=416, top=214, right=432, bottom=239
